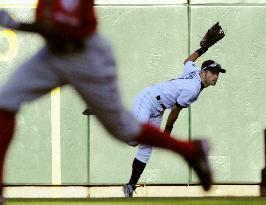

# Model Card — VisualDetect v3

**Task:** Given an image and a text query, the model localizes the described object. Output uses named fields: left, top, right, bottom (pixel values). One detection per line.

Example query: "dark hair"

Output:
left=201, top=60, right=226, bottom=73
left=201, top=60, right=215, bottom=69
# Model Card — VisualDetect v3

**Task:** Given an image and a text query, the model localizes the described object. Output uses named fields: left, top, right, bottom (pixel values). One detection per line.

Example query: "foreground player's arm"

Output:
left=0, top=11, right=41, bottom=32
left=1, top=20, right=63, bottom=37
left=0, top=10, right=71, bottom=37
left=15, top=22, right=63, bottom=37
left=164, top=105, right=183, bottom=134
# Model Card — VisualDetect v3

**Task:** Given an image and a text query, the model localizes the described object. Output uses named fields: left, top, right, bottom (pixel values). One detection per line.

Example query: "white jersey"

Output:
left=150, top=61, right=203, bottom=111
left=132, top=60, right=204, bottom=163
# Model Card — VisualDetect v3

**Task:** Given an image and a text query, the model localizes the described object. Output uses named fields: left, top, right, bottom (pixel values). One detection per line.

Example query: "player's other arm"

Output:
left=0, top=12, right=60, bottom=36
left=0, top=10, right=37, bottom=32
left=164, top=105, right=182, bottom=134
left=165, top=89, right=196, bottom=134
left=0, top=10, right=70, bottom=37
left=16, top=22, right=63, bottom=38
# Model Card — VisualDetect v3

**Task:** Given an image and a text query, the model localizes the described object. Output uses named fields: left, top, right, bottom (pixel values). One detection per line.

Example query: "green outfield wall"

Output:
left=0, top=0, right=266, bottom=186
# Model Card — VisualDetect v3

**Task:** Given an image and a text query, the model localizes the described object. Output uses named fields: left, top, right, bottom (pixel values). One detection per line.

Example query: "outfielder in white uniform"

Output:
left=0, top=2, right=214, bottom=201
left=123, top=49, right=226, bottom=197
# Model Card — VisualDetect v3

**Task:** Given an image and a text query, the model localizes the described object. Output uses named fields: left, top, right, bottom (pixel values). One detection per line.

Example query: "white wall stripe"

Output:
left=1, top=0, right=265, bottom=7
left=0, top=0, right=37, bottom=7
left=0, top=0, right=186, bottom=6
left=95, top=0, right=187, bottom=4
left=3, top=185, right=262, bottom=198
left=0, top=0, right=37, bottom=4
left=51, top=88, right=61, bottom=185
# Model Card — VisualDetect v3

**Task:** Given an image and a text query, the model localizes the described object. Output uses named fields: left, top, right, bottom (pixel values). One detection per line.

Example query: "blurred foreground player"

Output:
left=0, top=1, right=212, bottom=202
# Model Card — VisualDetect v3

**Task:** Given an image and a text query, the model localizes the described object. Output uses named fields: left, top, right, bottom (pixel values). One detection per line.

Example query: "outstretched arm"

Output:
left=164, top=105, right=183, bottom=134
left=0, top=10, right=46, bottom=32
left=183, top=45, right=208, bottom=65
left=183, top=51, right=201, bottom=65
left=184, top=22, right=225, bottom=65
left=17, top=22, right=63, bottom=38
left=0, top=10, right=73, bottom=38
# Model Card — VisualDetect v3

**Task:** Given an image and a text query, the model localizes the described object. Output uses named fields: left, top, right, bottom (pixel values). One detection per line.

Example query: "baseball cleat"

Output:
left=123, top=183, right=134, bottom=197
left=186, top=139, right=213, bottom=191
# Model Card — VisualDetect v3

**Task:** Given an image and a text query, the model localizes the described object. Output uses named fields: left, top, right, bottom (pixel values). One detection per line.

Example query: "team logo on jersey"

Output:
left=60, top=0, right=80, bottom=12
left=179, top=71, right=197, bottom=79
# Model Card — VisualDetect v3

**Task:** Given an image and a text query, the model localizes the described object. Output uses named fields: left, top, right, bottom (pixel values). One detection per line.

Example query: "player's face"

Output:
left=204, top=70, right=220, bottom=86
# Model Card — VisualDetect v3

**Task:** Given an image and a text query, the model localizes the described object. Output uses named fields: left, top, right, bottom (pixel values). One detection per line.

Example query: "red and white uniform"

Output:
left=0, top=0, right=140, bottom=143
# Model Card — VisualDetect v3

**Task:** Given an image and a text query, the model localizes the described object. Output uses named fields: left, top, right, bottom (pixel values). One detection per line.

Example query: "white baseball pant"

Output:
left=0, top=33, right=140, bottom=143
left=131, top=88, right=164, bottom=163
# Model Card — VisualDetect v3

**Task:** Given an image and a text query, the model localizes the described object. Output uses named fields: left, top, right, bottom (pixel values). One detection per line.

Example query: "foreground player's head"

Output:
left=200, top=60, right=226, bottom=87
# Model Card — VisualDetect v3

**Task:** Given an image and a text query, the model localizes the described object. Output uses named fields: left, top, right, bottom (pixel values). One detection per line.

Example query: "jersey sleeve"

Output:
left=183, top=61, right=200, bottom=74
left=176, top=89, right=196, bottom=108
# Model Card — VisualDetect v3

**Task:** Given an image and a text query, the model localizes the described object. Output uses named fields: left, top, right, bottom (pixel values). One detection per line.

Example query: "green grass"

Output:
left=5, top=198, right=266, bottom=205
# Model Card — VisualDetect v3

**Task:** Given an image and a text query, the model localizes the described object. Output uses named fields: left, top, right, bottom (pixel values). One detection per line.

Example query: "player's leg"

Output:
left=0, top=110, right=15, bottom=199
left=66, top=33, right=212, bottom=191
left=124, top=145, right=152, bottom=197
left=62, top=33, right=141, bottom=142
left=136, top=123, right=212, bottom=191
left=126, top=88, right=153, bottom=146
left=0, top=47, right=65, bottom=196
left=125, top=112, right=163, bottom=197
left=127, top=96, right=212, bottom=191
left=124, top=93, right=153, bottom=197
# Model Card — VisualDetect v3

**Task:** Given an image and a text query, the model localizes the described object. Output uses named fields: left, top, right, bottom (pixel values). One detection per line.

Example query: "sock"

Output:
left=128, top=158, right=146, bottom=189
left=137, top=123, right=195, bottom=159
left=0, top=110, right=16, bottom=195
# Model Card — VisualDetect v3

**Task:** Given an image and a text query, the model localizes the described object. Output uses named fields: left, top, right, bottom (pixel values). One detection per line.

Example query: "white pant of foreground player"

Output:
left=0, top=33, right=140, bottom=142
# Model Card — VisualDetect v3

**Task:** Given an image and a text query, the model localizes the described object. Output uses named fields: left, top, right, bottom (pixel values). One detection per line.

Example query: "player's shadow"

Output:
left=260, top=186, right=266, bottom=197
left=82, top=106, right=94, bottom=115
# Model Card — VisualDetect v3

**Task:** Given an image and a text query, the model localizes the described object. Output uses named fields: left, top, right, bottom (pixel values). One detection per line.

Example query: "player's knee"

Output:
left=0, top=92, right=21, bottom=112
left=136, top=153, right=151, bottom=163
left=0, top=102, right=20, bottom=113
left=108, top=126, right=138, bottom=143
left=104, top=112, right=141, bottom=143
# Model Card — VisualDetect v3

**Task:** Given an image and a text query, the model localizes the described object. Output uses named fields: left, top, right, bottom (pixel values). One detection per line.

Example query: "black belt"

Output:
left=156, top=95, right=166, bottom=110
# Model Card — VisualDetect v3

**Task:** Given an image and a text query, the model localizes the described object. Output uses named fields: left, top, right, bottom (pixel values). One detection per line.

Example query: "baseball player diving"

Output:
left=122, top=22, right=226, bottom=197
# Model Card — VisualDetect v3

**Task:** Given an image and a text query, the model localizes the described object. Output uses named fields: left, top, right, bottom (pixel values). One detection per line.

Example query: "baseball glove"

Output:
left=200, top=22, right=225, bottom=48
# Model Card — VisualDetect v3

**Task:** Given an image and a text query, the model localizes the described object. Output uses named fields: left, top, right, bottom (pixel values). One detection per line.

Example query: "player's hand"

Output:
left=0, top=10, right=19, bottom=29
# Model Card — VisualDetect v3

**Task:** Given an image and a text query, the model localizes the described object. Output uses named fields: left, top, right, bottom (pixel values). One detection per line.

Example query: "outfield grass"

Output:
left=5, top=198, right=266, bottom=205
